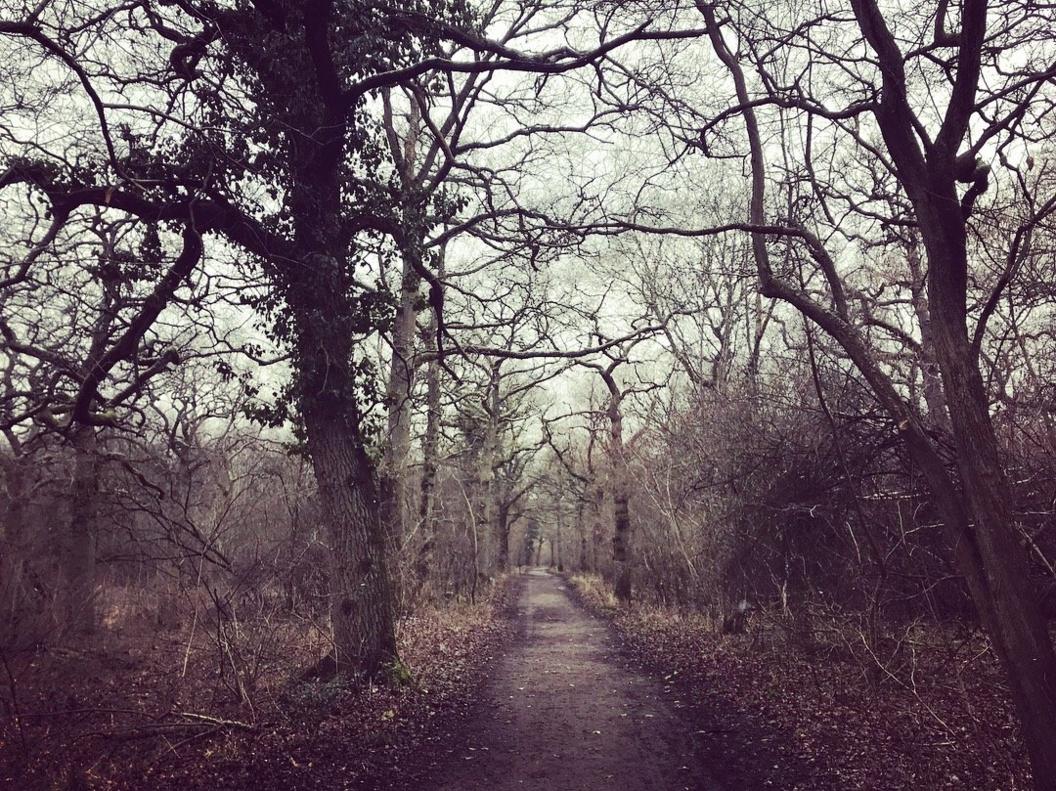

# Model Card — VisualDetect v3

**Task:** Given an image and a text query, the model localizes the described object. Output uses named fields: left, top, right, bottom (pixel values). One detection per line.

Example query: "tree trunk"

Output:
left=296, top=313, right=397, bottom=678
left=379, top=99, right=425, bottom=572
left=605, top=375, right=633, bottom=603
left=575, top=499, right=588, bottom=572
left=415, top=251, right=444, bottom=592
left=700, top=8, right=1056, bottom=780
left=494, top=505, right=510, bottom=572
left=281, top=95, right=399, bottom=677
left=63, top=424, right=98, bottom=634
left=0, top=453, right=30, bottom=633
left=906, top=241, right=951, bottom=430
left=918, top=188, right=1056, bottom=786
left=473, top=472, right=491, bottom=574
left=475, top=364, right=500, bottom=572
left=415, top=342, right=440, bottom=586
left=379, top=234, right=422, bottom=606
left=286, top=243, right=397, bottom=678
left=591, top=487, right=603, bottom=574
left=380, top=203, right=425, bottom=564
left=612, top=491, right=632, bottom=602
left=555, top=493, right=564, bottom=572
left=306, top=415, right=396, bottom=676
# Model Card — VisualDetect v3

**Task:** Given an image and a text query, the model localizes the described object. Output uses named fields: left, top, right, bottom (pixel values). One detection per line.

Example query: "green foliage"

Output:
left=2, top=0, right=485, bottom=488
left=159, top=1, right=479, bottom=427
left=385, top=657, right=417, bottom=687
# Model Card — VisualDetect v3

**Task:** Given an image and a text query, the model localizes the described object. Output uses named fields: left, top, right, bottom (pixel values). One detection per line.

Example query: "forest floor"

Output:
left=569, top=574, right=1032, bottom=791
left=414, top=568, right=718, bottom=791
left=2, top=570, right=1033, bottom=790
left=0, top=578, right=518, bottom=790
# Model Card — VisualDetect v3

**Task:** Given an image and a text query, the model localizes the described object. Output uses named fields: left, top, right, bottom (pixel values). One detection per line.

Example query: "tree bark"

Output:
left=294, top=288, right=397, bottom=678
left=62, top=278, right=114, bottom=636
left=379, top=222, right=423, bottom=600
left=260, top=22, right=405, bottom=669
left=415, top=251, right=445, bottom=591
left=906, top=241, right=951, bottom=430
left=606, top=378, right=632, bottom=603
left=63, top=424, right=98, bottom=634
left=612, top=490, right=632, bottom=602
left=380, top=97, right=425, bottom=571
left=917, top=183, right=1056, bottom=787
left=285, top=137, right=397, bottom=678
left=494, top=504, right=510, bottom=572
left=555, top=491, right=564, bottom=572
left=0, top=451, right=29, bottom=628
left=476, top=363, right=500, bottom=572
left=415, top=349, right=439, bottom=584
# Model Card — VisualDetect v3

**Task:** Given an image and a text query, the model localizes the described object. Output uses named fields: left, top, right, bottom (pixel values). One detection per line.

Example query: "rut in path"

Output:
left=422, top=569, right=720, bottom=791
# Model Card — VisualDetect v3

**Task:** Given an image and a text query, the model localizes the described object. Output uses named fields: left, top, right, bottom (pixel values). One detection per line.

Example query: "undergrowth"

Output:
left=567, top=573, right=1029, bottom=791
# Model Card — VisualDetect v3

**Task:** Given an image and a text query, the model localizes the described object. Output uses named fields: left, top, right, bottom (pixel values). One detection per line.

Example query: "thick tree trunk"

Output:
left=63, top=425, right=98, bottom=634
left=295, top=297, right=397, bottom=677
left=302, top=401, right=396, bottom=677
left=0, top=454, right=30, bottom=631
left=61, top=278, right=115, bottom=636
left=494, top=505, right=510, bottom=572
left=278, top=88, right=400, bottom=677
left=286, top=223, right=397, bottom=678
left=903, top=407, right=1056, bottom=786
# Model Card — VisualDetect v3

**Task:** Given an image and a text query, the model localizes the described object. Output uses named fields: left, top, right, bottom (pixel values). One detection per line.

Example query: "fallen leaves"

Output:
left=568, top=574, right=1032, bottom=791
left=0, top=580, right=520, bottom=791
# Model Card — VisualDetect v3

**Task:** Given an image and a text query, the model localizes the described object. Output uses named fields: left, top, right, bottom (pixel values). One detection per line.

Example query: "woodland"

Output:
left=1, top=0, right=1056, bottom=789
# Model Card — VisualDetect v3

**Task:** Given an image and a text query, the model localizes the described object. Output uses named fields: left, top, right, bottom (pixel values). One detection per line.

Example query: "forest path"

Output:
left=420, top=569, right=719, bottom=791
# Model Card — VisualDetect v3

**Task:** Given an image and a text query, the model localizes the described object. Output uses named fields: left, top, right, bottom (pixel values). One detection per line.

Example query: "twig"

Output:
left=181, top=555, right=207, bottom=678
left=0, top=649, right=28, bottom=754
left=169, top=710, right=255, bottom=730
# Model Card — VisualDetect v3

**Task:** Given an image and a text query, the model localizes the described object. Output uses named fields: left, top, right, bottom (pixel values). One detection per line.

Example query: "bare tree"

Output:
left=688, top=0, right=1056, bottom=778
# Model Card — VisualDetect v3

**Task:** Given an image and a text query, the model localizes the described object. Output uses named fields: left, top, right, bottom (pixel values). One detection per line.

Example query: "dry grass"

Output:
left=566, top=573, right=619, bottom=611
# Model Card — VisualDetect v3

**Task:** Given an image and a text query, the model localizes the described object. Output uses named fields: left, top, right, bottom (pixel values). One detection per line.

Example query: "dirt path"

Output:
left=420, top=570, right=720, bottom=791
